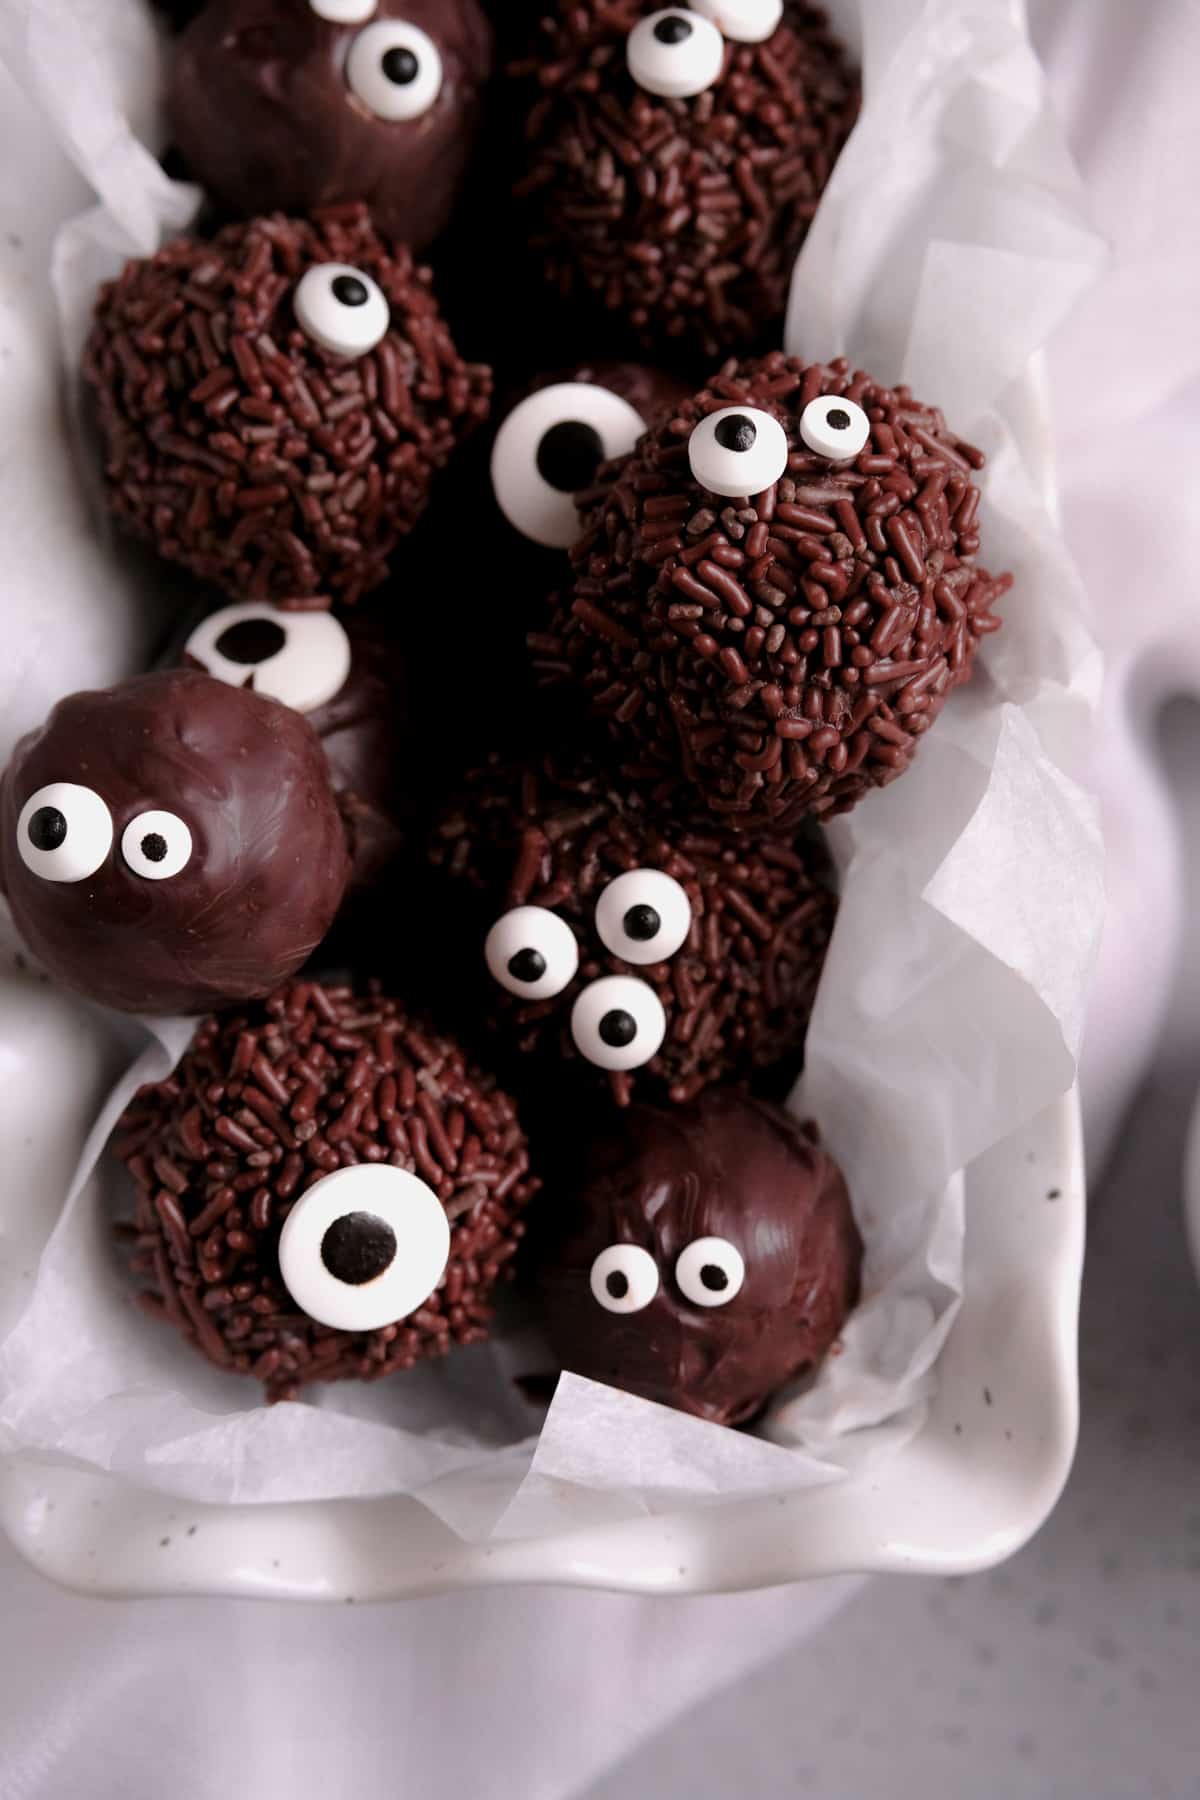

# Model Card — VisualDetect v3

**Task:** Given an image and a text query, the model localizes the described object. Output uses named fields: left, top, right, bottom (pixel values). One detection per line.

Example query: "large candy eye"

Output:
left=120, top=811, right=193, bottom=882
left=798, top=395, right=871, bottom=462
left=184, top=603, right=352, bottom=715
left=675, top=1236, right=745, bottom=1307
left=490, top=383, right=648, bottom=549
left=594, top=869, right=692, bottom=966
left=688, top=406, right=789, bottom=497
left=687, top=0, right=783, bottom=42
left=626, top=9, right=724, bottom=98
left=309, top=0, right=374, bottom=20
left=277, top=1164, right=451, bottom=1332
left=294, top=263, right=390, bottom=359
left=590, top=1244, right=659, bottom=1314
left=570, top=975, right=666, bottom=1072
left=345, top=20, right=443, bottom=121
left=16, top=783, right=113, bottom=883
left=485, top=906, right=579, bottom=1000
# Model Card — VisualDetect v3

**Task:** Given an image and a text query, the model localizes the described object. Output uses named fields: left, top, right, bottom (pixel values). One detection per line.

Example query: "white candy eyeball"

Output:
left=590, top=1244, right=660, bottom=1314
left=184, top=603, right=352, bottom=715
left=485, top=906, right=579, bottom=1001
left=294, top=263, right=390, bottom=359
left=277, top=1163, right=451, bottom=1332
left=345, top=19, right=443, bottom=122
left=688, top=405, right=789, bottom=497
left=120, top=811, right=193, bottom=882
left=594, top=869, right=692, bottom=966
left=570, top=975, right=666, bottom=1072
left=798, top=395, right=871, bottom=462
left=626, top=9, right=725, bottom=99
left=490, top=382, right=648, bottom=549
left=675, top=1236, right=745, bottom=1307
left=687, top=0, right=783, bottom=42
left=16, top=783, right=113, bottom=883
left=309, top=0, right=375, bottom=21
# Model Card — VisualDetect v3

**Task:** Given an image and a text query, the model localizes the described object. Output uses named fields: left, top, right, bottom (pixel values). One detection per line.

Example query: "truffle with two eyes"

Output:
left=539, top=352, right=1013, bottom=830
left=82, top=205, right=491, bottom=606
left=535, top=1088, right=862, bottom=1425
left=0, top=670, right=349, bottom=1016
left=429, top=747, right=836, bottom=1106
left=509, top=1, right=858, bottom=359
left=112, top=980, right=537, bottom=1401
left=168, top=0, right=493, bottom=252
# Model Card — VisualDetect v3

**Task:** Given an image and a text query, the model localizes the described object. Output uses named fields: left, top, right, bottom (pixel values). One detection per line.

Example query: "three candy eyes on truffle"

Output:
left=485, top=870, right=692, bottom=1073
left=688, top=397, right=871, bottom=496
left=627, top=3, right=784, bottom=100
left=308, top=2, right=444, bottom=125
left=17, top=785, right=192, bottom=885
left=590, top=1237, right=747, bottom=1313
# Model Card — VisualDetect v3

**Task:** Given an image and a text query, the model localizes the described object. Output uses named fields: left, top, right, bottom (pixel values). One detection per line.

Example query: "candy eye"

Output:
left=590, top=1244, right=659, bottom=1314
left=120, top=810, right=193, bottom=881
left=309, top=0, right=374, bottom=20
left=675, top=1236, right=745, bottom=1307
left=594, top=869, right=692, bottom=966
left=798, top=395, right=871, bottom=462
left=570, top=975, right=666, bottom=1072
left=184, top=603, right=352, bottom=715
left=687, top=0, right=783, bottom=41
left=294, top=263, right=390, bottom=358
left=626, top=9, right=725, bottom=99
left=485, top=906, right=579, bottom=1000
left=490, top=382, right=648, bottom=549
left=277, top=1164, right=451, bottom=1332
left=345, top=19, right=443, bottom=122
left=16, top=783, right=113, bottom=883
left=687, top=405, right=789, bottom=497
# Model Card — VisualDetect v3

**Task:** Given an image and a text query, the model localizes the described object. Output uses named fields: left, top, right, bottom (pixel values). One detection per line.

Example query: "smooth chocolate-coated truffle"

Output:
left=536, top=1088, right=861, bottom=1425
left=168, top=0, right=493, bottom=252
left=430, top=746, right=836, bottom=1106
left=538, top=353, right=1011, bottom=829
left=0, top=671, right=349, bottom=1015
left=83, top=206, right=491, bottom=606
left=113, top=980, right=536, bottom=1400
left=510, top=1, right=858, bottom=358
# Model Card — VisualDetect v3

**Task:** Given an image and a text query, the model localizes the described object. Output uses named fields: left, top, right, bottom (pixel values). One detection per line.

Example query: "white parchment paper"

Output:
left=0, top=0, right=1106, bottom=1540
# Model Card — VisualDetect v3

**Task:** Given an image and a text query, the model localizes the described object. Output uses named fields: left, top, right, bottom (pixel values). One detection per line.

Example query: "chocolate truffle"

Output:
left=168, top=0, right=493, bottom=252
left=539, top=353, right=1012, bottom=829
left=510, top=2, right=858, bottom=358
left=0, top=670, right=349, bottom=1015
left=83, top=206, right=491, bottom=606
left=113, top=980, right=536, bottom=1400
left=536, top=1088, right=861, bottom=1425
left=430, top=746, right=836, bottom=1106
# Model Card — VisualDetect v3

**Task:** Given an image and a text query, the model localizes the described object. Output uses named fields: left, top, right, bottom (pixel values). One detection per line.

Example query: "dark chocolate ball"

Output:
left=509, top=1, right=858, bottom=358
left=113, top=980, right=537, bottom=1400
left=82, top=206, right=491, bottom=606
left=168, top=0, right=493, bottom=252
left=0, top=670, right=349, bottom=1015
left=430, top=746, right=836, bottom=1106
left=535, top=1088, right=861, bottom=1425
left=539, top=353, right=1012, bottom=829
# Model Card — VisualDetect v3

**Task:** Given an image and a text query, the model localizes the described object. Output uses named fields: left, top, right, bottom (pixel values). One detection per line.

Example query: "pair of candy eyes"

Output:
left=307, top=5, right=444, bottom=123
left=16, top=786, right=192, bottom=885
left=628, top=4, right=782, bottom=98
left=591, top=1238, right=746, bottom=1313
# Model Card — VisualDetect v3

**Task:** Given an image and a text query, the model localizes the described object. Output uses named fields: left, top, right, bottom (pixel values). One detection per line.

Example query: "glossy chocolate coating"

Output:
left=168, top=0, right=493, bottom=251
left=0, top=671, right=349, bottom=1015
left=537, top=1089, right=862, bottom=1425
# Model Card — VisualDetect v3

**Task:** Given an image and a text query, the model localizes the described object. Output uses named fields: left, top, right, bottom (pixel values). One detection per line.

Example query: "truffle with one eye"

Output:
left=82, top=206, right=491, bottom=606
left=535, top=1087, right=861, bottom=1425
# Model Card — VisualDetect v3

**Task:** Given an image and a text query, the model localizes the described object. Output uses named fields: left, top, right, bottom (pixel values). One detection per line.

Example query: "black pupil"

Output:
left=214, top=617, right=287, bottom=665
left=715, top=414, right=757, bottom=453
left=700, top=1263, right=729, bottom=1292
left=320, top=1211, right=397, bottom=1286
left=623, top=904, right=660, bottom=943
left=381, top=46, right=419, bottom=85
left=606, top=1270, right=630, bottom=1300
left=140, top=833, right=168, bottom=864
left=826, top=408, right=851, bottom=430
left=599, top=1009, right=638, bottom=1048
left=536, top=420, right=605, bottom=494
left=654, top=14, right=692, bottom=42
left=331, top=274, right=369, bottom=308
left=508, top=947, right=547, bottom=985
left=27, top=806, right=67, bottom=852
